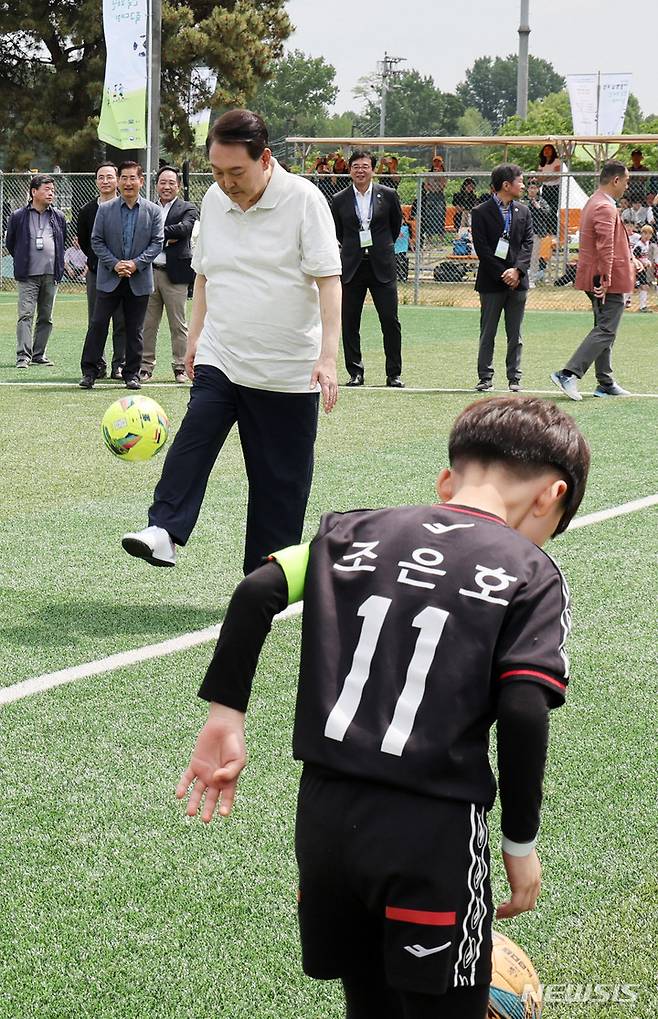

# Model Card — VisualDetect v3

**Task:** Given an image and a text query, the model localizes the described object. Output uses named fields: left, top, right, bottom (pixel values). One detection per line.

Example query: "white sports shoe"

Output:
left=122, top=525, right=176, bottom=567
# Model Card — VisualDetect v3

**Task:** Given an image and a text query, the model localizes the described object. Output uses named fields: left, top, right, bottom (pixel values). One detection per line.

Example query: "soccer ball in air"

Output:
left=488, top=931, right=543, bottom=1018
left=101, top=395, right=170, bottom=462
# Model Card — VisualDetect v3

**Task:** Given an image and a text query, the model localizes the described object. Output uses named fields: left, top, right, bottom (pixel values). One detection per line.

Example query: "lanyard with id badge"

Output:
left=35, top=212, right=46, bottom=251
left=355, top=190, right=374, bottom=248
left=494, top=203, right=512, bottom=259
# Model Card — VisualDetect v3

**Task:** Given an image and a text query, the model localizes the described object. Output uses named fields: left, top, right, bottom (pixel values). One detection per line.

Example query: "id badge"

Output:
left=359, top=228, right=373, bottom=248
left=494, top=236, right=509, bottom=259
left=35, top=237, right=44, bottom=251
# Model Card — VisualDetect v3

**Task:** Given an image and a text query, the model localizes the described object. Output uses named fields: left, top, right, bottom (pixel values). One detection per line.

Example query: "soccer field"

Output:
left=0, top=298, right=656, bottom=1019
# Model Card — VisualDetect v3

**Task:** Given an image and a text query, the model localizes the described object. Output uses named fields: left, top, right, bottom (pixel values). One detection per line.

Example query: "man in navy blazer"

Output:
left=470, top=164, right=533, bottom=392
left=331, top=150, right=404, bottom=387
left=79, top=160, right=164, bottom=389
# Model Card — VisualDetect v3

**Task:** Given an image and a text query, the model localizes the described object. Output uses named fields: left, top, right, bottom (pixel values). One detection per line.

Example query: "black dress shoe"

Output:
left=345, top=374, right=364, bottom=387
left=386, top=376, right=405, bottom=388
left=125, top=377, right=142, bottom=390
left=79, top=375, right=95, bottom=389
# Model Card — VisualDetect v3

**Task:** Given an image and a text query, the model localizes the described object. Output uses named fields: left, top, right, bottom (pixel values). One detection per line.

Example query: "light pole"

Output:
left=377, top=52, right=405, bottom=149
left=145, top=0, right=162, bottom=199
left=516, top=0, right=530, bottom=119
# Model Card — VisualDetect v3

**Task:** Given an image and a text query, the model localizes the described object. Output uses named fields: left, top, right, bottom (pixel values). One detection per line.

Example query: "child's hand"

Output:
left=176, top=704, right=247, bottom=822
left=496, top=848, right=542, bottom=919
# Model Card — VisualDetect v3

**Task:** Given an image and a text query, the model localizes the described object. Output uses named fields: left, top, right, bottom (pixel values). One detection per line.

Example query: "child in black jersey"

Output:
left=177, top=396, right=590, bottom=1019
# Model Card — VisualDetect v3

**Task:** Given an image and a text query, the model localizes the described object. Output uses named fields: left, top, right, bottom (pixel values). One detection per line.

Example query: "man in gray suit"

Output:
left=79, top=161, right=164, bottom=389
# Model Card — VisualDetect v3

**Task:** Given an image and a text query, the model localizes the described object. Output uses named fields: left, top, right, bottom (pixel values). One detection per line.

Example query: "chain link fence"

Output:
left=2, top=170, right=658, bottom=311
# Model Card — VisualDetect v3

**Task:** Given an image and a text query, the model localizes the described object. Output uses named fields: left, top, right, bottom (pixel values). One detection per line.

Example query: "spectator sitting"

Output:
left=623, top=221, right=641, bottom=306
left=64, top=236, right=88, bottom=283
left=429, top=154, right=445, bottom=173
left=621, top=196, right=654, bottom=230
left=452, top=178, right=479, bottom=231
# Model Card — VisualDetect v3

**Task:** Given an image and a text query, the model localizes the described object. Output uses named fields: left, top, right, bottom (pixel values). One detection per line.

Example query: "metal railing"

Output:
left=2, top=170, right=657, bottom=311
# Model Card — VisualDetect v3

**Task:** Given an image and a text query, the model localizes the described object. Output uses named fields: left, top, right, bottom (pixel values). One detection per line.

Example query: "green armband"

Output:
left=270, top=542, right=310, bottom=606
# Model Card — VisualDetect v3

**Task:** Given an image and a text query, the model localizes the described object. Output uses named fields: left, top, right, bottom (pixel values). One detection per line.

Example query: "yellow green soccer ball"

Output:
left=101, top=395, right=170, bottom=462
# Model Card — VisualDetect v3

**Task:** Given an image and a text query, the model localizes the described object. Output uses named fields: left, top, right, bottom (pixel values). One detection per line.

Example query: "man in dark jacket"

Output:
left=6, top=174, right=67, bottom=368
left=140, top=165, right=198, bottom=383
left=76, top=162, right=127, bottom=379
left=331, top=149, right=404, bottom=388
left=471, top=164, right=533, bottom=392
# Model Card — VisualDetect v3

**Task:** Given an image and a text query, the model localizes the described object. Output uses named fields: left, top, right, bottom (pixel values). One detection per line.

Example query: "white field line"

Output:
left=1, top=494, right=656, bottom=708
left=1, top=380, right=658, bottom=398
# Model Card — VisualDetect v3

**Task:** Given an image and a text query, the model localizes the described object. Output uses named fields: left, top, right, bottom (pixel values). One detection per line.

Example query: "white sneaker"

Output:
left=122, top=525, right=176, bottom=567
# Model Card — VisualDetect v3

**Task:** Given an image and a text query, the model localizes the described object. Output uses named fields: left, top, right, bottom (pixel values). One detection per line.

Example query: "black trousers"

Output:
left=476, top=289, right=527, bottom=384
left=80, top=277, right=149, bottom=381
left=85, top=270, right=126, bottom=374
left=342, top=257, right=402, bottom=379
left=148, top=364, right=319, bottom=575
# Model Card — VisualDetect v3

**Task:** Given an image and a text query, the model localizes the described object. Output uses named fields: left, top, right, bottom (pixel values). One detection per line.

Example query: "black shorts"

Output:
left=295, top=766, right=493, bottom=997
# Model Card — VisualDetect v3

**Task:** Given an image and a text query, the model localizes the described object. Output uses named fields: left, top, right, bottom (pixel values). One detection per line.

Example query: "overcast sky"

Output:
left=284, top=0, right=656, bottom=121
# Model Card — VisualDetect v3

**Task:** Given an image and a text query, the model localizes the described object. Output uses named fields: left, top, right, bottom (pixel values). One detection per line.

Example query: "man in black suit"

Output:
left=76, top=162, right=127, bottom=379
left=140, top=165, right=199, bottom=383
left=471, top=164, right=533, bottom=392
left=331, top=149, right=404, bottom=387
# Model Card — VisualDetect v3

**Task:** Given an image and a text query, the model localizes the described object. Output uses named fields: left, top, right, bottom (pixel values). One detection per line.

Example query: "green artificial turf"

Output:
left=0, top=300, right=656, bottom=1017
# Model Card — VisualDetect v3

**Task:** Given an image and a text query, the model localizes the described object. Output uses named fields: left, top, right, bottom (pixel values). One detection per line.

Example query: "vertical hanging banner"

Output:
left=98, top=0, right=148, bottom=149
left=566, top=74, right=599, bottom=134
left=189, top=66, right=218, bottom=148
left=566, top=72, right=632, bottom=135
left=598, top=73, right=632, bottom=135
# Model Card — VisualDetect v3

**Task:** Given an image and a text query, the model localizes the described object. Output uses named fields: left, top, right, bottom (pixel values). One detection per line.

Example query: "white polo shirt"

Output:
left=191, top=158, right=341, bottom=392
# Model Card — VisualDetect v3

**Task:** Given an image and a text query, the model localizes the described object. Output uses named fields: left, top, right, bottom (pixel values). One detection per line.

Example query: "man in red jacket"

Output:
left=551, top=161, right=636, bottom=400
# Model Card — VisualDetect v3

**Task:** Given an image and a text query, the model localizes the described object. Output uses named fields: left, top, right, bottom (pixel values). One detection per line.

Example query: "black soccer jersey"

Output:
left=292, top=503, right=570, bottom=809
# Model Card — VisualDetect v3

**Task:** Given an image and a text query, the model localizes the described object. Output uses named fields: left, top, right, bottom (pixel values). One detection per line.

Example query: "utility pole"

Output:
left=145, top=0, right=162, bottom=199
left=516, top=0, right=530, bottom=119
left=377, top=52, right=405, bottom=149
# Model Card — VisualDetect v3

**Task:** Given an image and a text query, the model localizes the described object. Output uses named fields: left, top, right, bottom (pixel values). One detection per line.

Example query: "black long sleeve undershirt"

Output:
left=198, top=560, right=552, bottom=845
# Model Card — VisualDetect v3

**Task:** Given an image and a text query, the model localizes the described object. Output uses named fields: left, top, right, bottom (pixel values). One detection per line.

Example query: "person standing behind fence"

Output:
left=537, top=144, right=561, bottom=236
left=78, top=161, right=164, bottom=390
left=139, top=165, right=198, bottom=384
left=6, top=174, right=66, bottom=368
left=471, top=164, right=533, bottom=394
left=551, top=161, right=636, bottom=401
left=331, top=149, right=404, bottom=388
left=524, top=179, right=551, bottom=286
left=76, top=162, right=127, bottom=380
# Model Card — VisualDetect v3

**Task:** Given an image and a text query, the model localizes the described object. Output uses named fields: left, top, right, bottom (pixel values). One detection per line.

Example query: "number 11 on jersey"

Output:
left=324, top=595, right=449, bottom=756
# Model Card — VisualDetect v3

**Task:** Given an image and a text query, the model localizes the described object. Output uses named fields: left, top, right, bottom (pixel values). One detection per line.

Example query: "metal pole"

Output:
left=145, top=0, right=162, bottom=199
left=562, top=169, right=571, bottom=273
left=413, top=175, right=423, bottom=305
left=595, top=71, right=601, bottom=135
left=516, top=0, right=530, bottom=118
left=379, top=53, right=388, bottom=155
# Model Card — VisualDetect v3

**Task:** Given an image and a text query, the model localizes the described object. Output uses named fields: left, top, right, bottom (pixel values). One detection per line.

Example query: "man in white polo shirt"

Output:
left=122, top=110, right=342, bottom=574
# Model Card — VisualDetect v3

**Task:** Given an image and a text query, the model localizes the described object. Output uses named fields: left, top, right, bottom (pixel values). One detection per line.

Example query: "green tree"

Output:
left=357, top=69, right=464, bottom=137
left=250, top=49, right=338, bottom=141
left=457, top=55, right=565, bottom=130
left=0, top=0, right=291, bottom=170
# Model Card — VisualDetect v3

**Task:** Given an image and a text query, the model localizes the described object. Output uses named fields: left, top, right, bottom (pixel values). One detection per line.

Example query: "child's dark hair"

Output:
left=448, top=396, right=590, bottom=535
